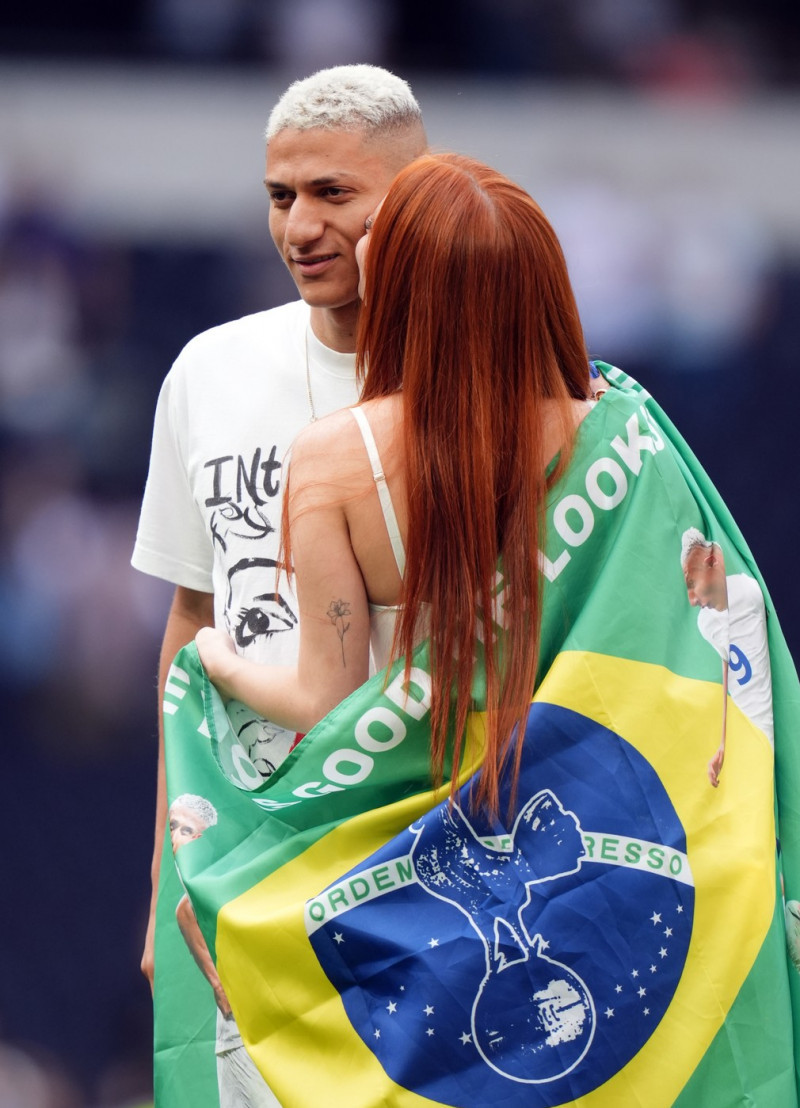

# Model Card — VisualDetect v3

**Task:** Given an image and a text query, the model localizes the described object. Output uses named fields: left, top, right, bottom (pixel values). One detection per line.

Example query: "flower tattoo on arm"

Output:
left=327, top=599, right=351, bottom=667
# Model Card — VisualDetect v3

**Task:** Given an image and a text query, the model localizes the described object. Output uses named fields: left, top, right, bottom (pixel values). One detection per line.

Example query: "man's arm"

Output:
left=141, top=585, right=214, bottom=990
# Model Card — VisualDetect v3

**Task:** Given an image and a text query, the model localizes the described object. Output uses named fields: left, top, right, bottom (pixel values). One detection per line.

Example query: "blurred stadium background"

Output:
left=1, top=2, right=798, bottom=1104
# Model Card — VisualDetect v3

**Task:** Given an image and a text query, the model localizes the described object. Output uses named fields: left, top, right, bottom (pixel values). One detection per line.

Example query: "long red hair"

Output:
left=358, top=153, right=589, bottom=815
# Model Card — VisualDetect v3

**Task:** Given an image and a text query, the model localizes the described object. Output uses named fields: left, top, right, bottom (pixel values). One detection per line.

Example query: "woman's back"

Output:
left=297, top=392, right=594, bottom=618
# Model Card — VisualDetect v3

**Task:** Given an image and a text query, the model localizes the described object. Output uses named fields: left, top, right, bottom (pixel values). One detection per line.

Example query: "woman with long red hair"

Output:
left=177, top=148, right=799, bottom=1107
left=197, top=152, right=595, bottom=814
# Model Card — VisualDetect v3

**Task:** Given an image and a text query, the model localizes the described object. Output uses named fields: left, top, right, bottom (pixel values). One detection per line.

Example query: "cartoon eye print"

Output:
left=231, top=596, right=297, bottom=648
left=224, top=558, right=298, bottom=651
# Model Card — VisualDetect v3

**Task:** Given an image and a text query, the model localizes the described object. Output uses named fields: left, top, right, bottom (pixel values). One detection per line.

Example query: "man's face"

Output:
left=170, top=805, right=206, bottom=853
left=265, top=127, right=400, bottom=314
left=684, top=545, right=727, bottom=610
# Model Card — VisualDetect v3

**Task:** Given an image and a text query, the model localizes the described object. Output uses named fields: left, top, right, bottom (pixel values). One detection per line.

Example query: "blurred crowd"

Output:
left=2, top=0, right=798, bottom=89
left=1, top=1, right=797, bottom=1105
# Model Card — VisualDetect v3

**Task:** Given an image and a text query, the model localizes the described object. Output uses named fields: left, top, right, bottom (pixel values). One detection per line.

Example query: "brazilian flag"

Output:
left=154, top=365, right=800, bottom=1107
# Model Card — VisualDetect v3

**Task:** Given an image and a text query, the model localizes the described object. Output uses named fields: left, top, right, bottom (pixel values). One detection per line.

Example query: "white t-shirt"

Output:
left=132, top=300, right=359, bottom=765
left=696, top=573, right=773, bottom=743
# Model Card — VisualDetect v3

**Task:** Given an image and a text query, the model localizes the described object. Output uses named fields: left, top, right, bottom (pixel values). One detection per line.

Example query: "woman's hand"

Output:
left=195, top=627, right=238, bottom=696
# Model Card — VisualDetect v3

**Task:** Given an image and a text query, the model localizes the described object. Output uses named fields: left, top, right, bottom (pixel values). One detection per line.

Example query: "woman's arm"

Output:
left=196, top=422, right=372, bottom=734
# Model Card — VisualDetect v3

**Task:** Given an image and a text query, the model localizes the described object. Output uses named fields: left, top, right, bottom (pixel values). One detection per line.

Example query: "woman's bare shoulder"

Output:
left=292, top=406, right=359, bottom=453
left=288, top=407, right=371, bottom=505
left=293, top=397, right=401, bottom=460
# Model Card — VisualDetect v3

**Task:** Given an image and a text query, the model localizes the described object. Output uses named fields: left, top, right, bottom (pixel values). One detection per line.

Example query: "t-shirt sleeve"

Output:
left=131, top=363, right=214, bottom=592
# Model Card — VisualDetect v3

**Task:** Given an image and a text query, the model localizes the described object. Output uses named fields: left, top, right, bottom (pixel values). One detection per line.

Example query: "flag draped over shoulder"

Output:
left=154, top=365, right=800, bottom=1108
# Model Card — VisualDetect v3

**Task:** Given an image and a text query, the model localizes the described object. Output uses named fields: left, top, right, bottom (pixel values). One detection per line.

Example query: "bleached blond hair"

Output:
left=266, top=64, right=424, bottom=141
left=680, top=527, right=720, bottom=569
left=170, top=793, right=218, bottom=828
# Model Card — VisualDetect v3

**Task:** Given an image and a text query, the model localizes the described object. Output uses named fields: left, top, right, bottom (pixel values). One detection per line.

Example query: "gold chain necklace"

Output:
left=305, top=326, right=317, bottom=422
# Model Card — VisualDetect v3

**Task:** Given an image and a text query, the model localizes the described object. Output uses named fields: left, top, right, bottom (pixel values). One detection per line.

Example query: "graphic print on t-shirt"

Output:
left=203, top=446, right=297, bottom=657
left=202, top=445, right=300, bottom=782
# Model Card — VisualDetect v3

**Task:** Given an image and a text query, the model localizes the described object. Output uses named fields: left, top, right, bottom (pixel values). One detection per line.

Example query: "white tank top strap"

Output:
left=349, top=406, right=406, bottom=577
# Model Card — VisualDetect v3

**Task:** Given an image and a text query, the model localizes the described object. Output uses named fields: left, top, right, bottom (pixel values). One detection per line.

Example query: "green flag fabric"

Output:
left=154, top=364, right=800, bottom=1107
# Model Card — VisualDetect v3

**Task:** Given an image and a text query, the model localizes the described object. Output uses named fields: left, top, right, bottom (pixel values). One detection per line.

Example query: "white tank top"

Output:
left=349, top=406, right=405, bottom=670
